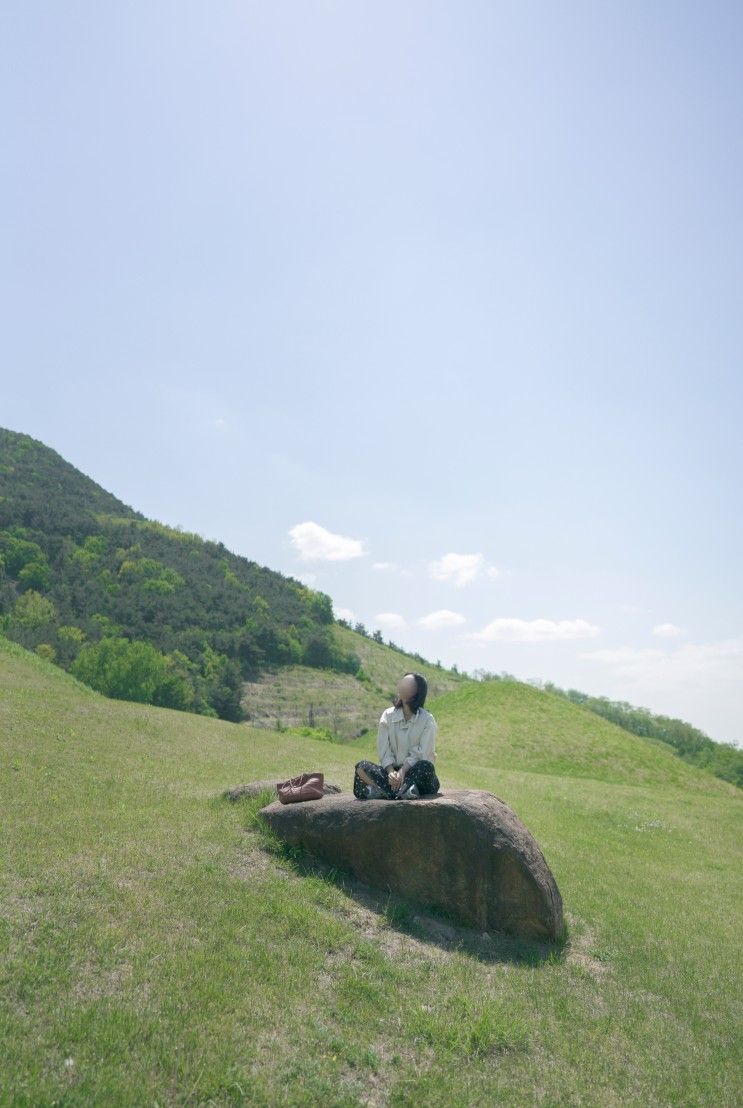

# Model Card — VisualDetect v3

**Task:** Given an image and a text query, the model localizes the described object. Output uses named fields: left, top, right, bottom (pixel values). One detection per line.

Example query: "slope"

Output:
left=429, top=678, right=736, bottom=793
left=241, top=624, right=468, bottom=740
left=2, top=636, right=741, bottom=1105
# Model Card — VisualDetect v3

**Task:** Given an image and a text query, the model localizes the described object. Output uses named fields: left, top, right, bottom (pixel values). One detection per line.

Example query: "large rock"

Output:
left=257, top=789, right=564, bottom=941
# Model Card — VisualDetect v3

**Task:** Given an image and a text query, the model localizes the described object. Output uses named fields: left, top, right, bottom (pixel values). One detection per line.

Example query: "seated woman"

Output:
left=353, top=672, right=441, bottom=799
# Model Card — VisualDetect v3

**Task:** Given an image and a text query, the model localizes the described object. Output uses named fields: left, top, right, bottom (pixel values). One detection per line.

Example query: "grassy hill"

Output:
left=428, top=679, right=729, bottom=792
left=2, top=634, right=740, bottom=1105
left=241, top=626, right=467, bottom=740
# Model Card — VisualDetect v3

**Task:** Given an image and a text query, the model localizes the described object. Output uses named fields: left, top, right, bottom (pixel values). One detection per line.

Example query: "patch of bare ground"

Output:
left=562, top=912, right=613, bottom=980
left=337, top=1040, right=436, bottom=1108
left=244, top=1023, right=431, bottom=1108
left=69, top=958, right=142, bottom=1006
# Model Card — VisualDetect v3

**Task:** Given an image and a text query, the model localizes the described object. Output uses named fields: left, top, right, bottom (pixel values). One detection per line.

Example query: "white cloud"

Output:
left=467, top=617, right=602, bottom=643
left=211, top=417, right=227, bottom=429
left=372, top=561, right=397, bottom=571
left=288, top=521, right=366, bottom=562
left=336, top=607, right=356, bottom=622
left=418, top=609, right=467, bottom=631
left=579, top=638, right=743, bottom=689
left=428, top=552, right=499, bottom=587
left=373, top=612, right=407, bottom=631
left=652, top=623, right=686, bottom=637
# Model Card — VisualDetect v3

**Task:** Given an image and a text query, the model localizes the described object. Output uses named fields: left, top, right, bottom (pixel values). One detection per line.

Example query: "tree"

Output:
left=309, top=591, right=334, bottom=624
left=9, top=590, right=56, bottom=628
left=55, top=624, right=86, bottom=667
left=70, top=636, right=191, bottom=709
left=0, top=535, right=47, bottom=576
left=195, top=643, right=246, bottom=722
left=18, top=560, right=51, bottom=592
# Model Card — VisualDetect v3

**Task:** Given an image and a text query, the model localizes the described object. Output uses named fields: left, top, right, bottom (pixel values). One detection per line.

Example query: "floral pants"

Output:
left=353, top=758, right=441, bottom=799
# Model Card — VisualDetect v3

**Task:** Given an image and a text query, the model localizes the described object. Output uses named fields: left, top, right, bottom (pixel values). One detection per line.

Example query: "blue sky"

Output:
left=2, top=2, right=741, bottom=745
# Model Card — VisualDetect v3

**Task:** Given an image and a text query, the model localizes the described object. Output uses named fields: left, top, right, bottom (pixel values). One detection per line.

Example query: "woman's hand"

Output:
left=387, top=766, right=407, bottom=791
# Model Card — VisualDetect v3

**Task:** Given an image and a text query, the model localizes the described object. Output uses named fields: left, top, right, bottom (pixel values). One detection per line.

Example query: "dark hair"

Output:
left=393, top=672, right=428, bottom=713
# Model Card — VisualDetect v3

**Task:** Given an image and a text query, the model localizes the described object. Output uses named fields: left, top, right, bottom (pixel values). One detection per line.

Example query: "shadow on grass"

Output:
left=224, top=787, right=570, bottom=968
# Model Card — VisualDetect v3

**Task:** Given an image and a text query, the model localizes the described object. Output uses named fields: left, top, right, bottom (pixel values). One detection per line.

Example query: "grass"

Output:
left=1, top=633, right=741, bottom=1105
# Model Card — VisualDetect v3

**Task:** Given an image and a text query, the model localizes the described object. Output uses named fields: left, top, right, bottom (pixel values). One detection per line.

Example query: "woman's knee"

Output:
left=411, top=759, right=434, bottom=772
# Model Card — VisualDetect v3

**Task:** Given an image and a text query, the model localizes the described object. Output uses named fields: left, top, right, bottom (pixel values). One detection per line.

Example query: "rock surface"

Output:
left=257, top=789, right=564, bottom=941
left=224, top=779, right=344, bottom=802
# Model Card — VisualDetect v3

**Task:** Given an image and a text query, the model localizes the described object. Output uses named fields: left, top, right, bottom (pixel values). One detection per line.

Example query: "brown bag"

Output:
left=276, top=771, right=325, bottom=804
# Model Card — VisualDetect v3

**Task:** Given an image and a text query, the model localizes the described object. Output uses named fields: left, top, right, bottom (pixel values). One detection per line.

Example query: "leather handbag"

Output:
left=276, top=771, right=325, bottom=804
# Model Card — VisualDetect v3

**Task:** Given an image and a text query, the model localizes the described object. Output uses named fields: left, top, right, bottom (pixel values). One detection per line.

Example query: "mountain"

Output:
left=0, top=427, right=461, bottom=724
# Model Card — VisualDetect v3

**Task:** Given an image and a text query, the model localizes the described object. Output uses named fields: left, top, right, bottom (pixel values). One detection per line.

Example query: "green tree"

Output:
left=196, top=644, right=245, bottom=722
left=55, top=624, right=87, bottom=667
left=9, top=590, right=57, bottom=628
left=0, top=534, right=46, bottom=577
left=70, top=636, right=191, bottom=710
left=18, top=560, right=51, bottom=592
left=309, top=591, right=334, bottom=624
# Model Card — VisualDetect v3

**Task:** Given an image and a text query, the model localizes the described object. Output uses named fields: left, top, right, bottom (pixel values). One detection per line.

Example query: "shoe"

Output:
left=364, top=784, right=391, bottom=800
left=397, top=783, right=420, bottom=800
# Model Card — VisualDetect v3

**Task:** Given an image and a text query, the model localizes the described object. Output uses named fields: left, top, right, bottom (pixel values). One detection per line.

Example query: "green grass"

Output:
left=429, top=677, right=733, bottom=791
left=1, top=634, right=741, bottom=1105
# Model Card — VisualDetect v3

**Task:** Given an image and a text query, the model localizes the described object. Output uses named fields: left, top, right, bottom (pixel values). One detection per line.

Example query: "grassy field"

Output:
left=1, top=634, right=741, bottom=1106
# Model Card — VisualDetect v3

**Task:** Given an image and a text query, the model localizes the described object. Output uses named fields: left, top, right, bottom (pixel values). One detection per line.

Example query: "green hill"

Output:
left=428, top=679, right=733, bottom=792
left=2, top=635, right=740, bottom=1105
left=0, top=428, right=459, bottom=726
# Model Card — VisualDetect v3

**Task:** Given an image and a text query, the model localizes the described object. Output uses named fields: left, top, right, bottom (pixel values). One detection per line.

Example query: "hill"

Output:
left=0, top=426, right=734, bottom=788
left=0, top=427, right=460, bottom=725
left=242, top=625, right=467, bottom=740
left=2, top=635, right=741, bottom=1104
left=429, top=679, right=735, bottom=792
left=538, top=679, right=743, bottom=788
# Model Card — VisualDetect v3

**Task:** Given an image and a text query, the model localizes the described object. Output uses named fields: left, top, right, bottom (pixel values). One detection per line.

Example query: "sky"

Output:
left=1, top=1, right=741, bottom=746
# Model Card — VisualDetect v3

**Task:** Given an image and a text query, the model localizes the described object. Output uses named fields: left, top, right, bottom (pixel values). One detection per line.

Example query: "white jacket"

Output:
left=377, top=705, right=438, bottom=770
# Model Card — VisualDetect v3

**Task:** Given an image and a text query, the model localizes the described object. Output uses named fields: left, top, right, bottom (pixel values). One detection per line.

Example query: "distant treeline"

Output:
left=0, top=429, right=361, bottom=720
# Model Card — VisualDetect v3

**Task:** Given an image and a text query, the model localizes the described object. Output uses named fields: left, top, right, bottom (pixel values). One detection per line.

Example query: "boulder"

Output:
left=224, top=779, right=344, bottom=802
left=257, top=789, right=564, bottom=941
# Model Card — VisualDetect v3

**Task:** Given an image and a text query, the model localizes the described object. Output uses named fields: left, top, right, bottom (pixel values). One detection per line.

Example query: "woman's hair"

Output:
left=393, top=672, right=428, bottom=712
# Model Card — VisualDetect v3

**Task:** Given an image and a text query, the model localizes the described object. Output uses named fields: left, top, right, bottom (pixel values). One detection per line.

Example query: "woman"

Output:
left=353, top=672, right=441, bottom=799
